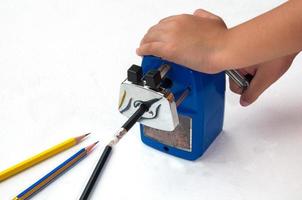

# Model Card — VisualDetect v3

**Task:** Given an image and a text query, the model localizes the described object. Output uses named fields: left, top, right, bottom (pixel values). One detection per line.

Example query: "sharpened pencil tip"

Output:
left=75, top=133, right=91, bottom=143
left=86, top=141, right=99, bottom=153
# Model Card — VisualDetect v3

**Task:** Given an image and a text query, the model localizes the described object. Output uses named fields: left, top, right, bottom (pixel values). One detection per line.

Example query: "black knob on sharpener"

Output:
left=161, top=77, right=173, bottom=88
left=144, top=69, right=162, bottom=90
left=127, top=64, right=143, bottom=84
left=144, top=64, right=171, bottom=90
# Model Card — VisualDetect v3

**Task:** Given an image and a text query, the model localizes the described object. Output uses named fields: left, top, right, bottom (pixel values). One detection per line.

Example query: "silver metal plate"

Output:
left=118, top=80, right=179, bottom=131
left=143, top=115, right=192, bottom=152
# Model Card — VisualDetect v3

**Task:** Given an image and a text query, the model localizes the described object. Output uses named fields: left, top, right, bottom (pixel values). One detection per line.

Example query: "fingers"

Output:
left=239, top=68, right=273, bottom=107
left=193, top=9, right=221, bottom=20
left=228, top=69, right=253, bottom=94
left=229, top=77, right=243, bottom=94
left=140, top=29, right=164, bottom=46
left=239, top=56, right=293, bottom=107
left=138, top=15, right=179, bottom=57
left=140, top=21, right=178, bottom=46
left=138, top=23, right=169, bottom=57
left=136, top=42, right=165, bottom=57
left=159, top=15, right=178, bottom=23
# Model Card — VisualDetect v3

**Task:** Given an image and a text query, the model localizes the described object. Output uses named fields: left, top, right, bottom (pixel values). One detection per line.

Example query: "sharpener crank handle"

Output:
left=225, top=70, right=253, bottom=91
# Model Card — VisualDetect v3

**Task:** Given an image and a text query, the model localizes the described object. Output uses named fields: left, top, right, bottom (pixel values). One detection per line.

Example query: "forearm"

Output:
left=217, top=0, right=302, bottom=69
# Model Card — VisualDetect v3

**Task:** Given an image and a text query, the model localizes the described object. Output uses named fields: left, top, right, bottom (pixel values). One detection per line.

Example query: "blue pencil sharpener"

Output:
left=118, top=56, right=225, bottom=160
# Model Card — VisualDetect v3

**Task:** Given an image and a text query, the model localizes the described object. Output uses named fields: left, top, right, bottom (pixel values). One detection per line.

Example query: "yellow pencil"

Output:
left=0, top=133, right=90, bottom=182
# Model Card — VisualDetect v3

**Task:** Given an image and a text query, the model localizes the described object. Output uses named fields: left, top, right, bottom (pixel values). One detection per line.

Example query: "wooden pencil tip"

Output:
left=86, top=141, right=99, bottom=153
left=75, top=133, right=91, bottom=143
left=84, top=132, right=91, bottom=137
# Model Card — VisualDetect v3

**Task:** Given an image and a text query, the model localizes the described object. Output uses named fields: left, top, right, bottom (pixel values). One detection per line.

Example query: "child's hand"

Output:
left=137, top=7, right=300, bottom=106
left=137, top=9, right=228, bottom=73
left=230, top=54, right=297, bottom=107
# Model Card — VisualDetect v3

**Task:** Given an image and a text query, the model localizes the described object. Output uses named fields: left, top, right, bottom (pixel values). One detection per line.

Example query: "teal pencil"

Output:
left=13, top=142, right=98, bottom=200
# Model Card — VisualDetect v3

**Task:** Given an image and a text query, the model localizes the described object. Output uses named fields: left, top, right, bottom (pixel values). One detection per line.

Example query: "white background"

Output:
left=1, top=0, right=302, bottom=199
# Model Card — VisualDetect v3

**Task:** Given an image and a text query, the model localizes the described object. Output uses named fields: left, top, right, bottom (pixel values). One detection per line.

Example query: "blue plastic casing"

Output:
left=140, top=56, right=225, bottom=160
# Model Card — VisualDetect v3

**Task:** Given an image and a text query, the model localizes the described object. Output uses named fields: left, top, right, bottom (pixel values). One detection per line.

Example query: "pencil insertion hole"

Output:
left=163, top=146, right=169, bottom=152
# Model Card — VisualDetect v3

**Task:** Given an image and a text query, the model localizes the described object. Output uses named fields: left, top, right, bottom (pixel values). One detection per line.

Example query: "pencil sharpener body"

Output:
left=119, top=56, right=225, bottom=160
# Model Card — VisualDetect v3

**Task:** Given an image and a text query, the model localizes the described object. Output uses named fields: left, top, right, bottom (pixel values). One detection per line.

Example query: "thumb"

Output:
left=240, top=69, right=273, bottom=107
left=193, top=9, right=221, bottom=20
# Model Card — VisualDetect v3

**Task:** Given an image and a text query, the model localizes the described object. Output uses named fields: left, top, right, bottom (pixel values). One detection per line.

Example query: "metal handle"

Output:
left=225, top=70, right=253, bottom=90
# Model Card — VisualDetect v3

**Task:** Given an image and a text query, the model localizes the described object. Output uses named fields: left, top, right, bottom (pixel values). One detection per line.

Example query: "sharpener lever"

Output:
left=176, top=88, right=191, bottom=107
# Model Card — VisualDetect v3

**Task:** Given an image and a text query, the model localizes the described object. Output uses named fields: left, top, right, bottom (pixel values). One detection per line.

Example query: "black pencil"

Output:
left=79, top=145, right=112, bottom=200
left=79, top=100, right=158, bottom=200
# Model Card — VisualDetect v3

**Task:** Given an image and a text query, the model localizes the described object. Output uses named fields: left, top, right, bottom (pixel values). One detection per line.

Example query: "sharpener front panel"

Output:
left=143, top=115, right=192, bottom=152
